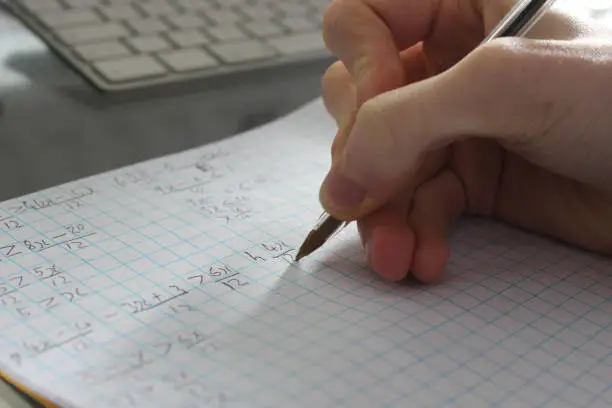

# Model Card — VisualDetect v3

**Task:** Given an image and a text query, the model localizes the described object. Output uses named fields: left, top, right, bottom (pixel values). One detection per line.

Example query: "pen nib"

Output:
left=294, top=215, right=345, bottom=262
left=294, top=232, right=322, bottom=262
left=294, top=248, right=307, bottom=262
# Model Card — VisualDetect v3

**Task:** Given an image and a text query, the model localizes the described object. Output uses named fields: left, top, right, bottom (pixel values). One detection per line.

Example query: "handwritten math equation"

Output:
left=5, top=282, right=198, bottom=366
left=77, top=329, right=219, bottom=384
left=111, top=149, right=275, bottom=226
left=0, top=263, right=88, bottom=321
left=0, top=223, right=96, bottom=262
left=105, top=367, right=231, bottom=408
left=2, top=187, right=94, bottom=216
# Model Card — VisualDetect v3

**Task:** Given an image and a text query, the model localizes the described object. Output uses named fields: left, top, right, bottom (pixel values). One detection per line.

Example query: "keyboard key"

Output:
left=206, top=24, right=247, bottom=42
left=267, top=31, right=326, bottom=55
left=167, top=30, right=210, bottom=47
left=158, top=49, right=218, bottom=72
left=127, top=18, right=169, bottom=34
left=127, top=35, right=170, bottom=53
left=208, top=40, right=277, bottom=63
left=138, top=1, right=178, bottom=16
left=74, top=41, right=131, bottom=61
left=56, top=22, right=129, bottom=44
left=97, top=5, right=142, bottom=21
left=280, top=16, right=319, bottom=32
left=64, top=0, right=101, bottom=8
left=21, top=0, right=63, bottom=12
left=239, top=5, right=276, bottom=20
left=276, top=3, right=311, bottom=17
left=37, top=9, right=101, bottom=28
left=176, top=0, right=214, bottom=11
left=166, top=14, right=206, bottom=29
left=93, top=55, right=167, bottom=81
left=205, top=9, right=243, bottom=25
left=242, top=20, right=285, bottom=38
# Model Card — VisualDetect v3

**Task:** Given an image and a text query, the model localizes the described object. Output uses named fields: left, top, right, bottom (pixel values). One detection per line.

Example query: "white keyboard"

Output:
left=5, top=0, right=332, bottom=92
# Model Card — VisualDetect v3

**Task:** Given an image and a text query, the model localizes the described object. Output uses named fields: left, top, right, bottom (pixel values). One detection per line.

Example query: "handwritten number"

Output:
left=2, top=295, right=18, bottom=307
left=221, top=278, right=249, bottom=291
left=209, top=265, right=232, bottom=278
left=169, top=304, right=195, bottom=314
left=2, top=220, right=22, bottom=231
left=66, top=240, right=87, bottom=251
left=51, top=274, right=71, bottom=288
left=74, top=320, right=92, bottom=331
left=66, top=224, right=85, bottom=234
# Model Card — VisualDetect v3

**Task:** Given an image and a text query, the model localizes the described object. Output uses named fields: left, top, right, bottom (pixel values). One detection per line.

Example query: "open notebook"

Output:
left=0, top=98, right=611, bottom=408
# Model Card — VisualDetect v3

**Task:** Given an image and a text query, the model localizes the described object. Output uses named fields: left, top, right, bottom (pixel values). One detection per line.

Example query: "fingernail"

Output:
left=321, top=168, right=366, bottom=210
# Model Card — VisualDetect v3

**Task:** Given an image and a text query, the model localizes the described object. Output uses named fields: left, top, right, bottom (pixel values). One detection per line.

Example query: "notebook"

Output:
left=0, top=98, right=611, bottom=408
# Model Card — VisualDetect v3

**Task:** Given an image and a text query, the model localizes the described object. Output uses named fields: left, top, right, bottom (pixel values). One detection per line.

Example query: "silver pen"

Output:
left=295, top=0, right=557, bottom=262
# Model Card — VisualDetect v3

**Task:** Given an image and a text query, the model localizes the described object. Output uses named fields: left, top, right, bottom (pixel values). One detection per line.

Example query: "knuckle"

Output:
left=357, top=97, right=396, bottom=153
left=321, top=61, right=348, bottom=94
left=322, top=61, right=357, bottom=127
left=468, top=38, right=522, bottom=74
left=321, top=0, right=348, bottom=51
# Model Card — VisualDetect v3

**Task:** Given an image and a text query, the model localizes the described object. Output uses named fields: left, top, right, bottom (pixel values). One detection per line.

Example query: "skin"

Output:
left=317, top=0, right=612, bottom=283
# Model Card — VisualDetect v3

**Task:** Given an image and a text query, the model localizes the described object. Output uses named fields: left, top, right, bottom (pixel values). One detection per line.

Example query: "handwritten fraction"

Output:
left=0, top=223, right=96, bottom=261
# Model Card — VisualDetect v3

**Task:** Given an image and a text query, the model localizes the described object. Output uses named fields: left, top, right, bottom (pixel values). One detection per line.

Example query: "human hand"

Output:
left=318, top=0, right=612, bottom=283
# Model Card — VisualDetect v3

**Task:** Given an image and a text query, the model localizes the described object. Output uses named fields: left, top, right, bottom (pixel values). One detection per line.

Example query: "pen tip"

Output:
left=294, top=246, right=308, bottom=262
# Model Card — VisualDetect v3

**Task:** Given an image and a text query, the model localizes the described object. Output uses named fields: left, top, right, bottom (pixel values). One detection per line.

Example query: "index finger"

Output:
left=322, top=0, right=441, bottom=102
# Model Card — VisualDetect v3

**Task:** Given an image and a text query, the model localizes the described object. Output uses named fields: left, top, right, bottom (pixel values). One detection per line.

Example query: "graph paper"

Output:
left=0, top=98, right=611, bottom=408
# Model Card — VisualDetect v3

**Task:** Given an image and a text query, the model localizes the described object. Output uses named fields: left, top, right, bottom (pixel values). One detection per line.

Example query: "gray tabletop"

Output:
left=0, top=5, right=330, bottom=203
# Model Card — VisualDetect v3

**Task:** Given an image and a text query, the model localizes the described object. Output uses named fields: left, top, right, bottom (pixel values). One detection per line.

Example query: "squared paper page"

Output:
left=0, top=98, right=611, bottom=408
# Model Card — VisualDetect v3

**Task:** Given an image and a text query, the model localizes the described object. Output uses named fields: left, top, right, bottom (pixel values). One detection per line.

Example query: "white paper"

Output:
left=0, top=98, right=611, bottom=408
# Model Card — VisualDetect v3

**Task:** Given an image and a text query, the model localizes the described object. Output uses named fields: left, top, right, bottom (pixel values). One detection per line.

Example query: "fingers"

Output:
left=408, top=170, right=466, bottom=283
left=356, top=196, right=416, bottom=282
left=355, top=149, right=450, bottom=281
left=360, top=168, right=467, bottom=283
left=319, top=37, right=612, bottom=220
left=322, top=0, right=449, bottom=101
left=322, top=61, right=357, bottom=130
left=322, top=45, right=432, bottom=161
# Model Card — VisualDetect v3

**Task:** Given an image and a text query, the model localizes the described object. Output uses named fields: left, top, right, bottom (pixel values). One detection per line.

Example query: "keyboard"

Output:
left=5, top=0, right=332, bottom=92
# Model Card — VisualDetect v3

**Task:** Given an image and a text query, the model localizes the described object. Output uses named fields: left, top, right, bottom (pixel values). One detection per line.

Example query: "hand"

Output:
left=318, top=0, right=612, bottom=283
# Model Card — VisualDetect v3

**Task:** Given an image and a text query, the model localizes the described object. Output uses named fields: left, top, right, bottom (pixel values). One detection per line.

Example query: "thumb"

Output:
left=319, top=36, right=612, bottom=220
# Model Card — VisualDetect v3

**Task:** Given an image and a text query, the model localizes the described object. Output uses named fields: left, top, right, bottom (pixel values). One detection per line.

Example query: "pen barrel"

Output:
left=482, top=0, right=557, bottom=43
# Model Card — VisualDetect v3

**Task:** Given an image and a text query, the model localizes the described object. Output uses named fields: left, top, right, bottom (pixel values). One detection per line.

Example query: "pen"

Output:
left=295, top=0, right=557, bottom=262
